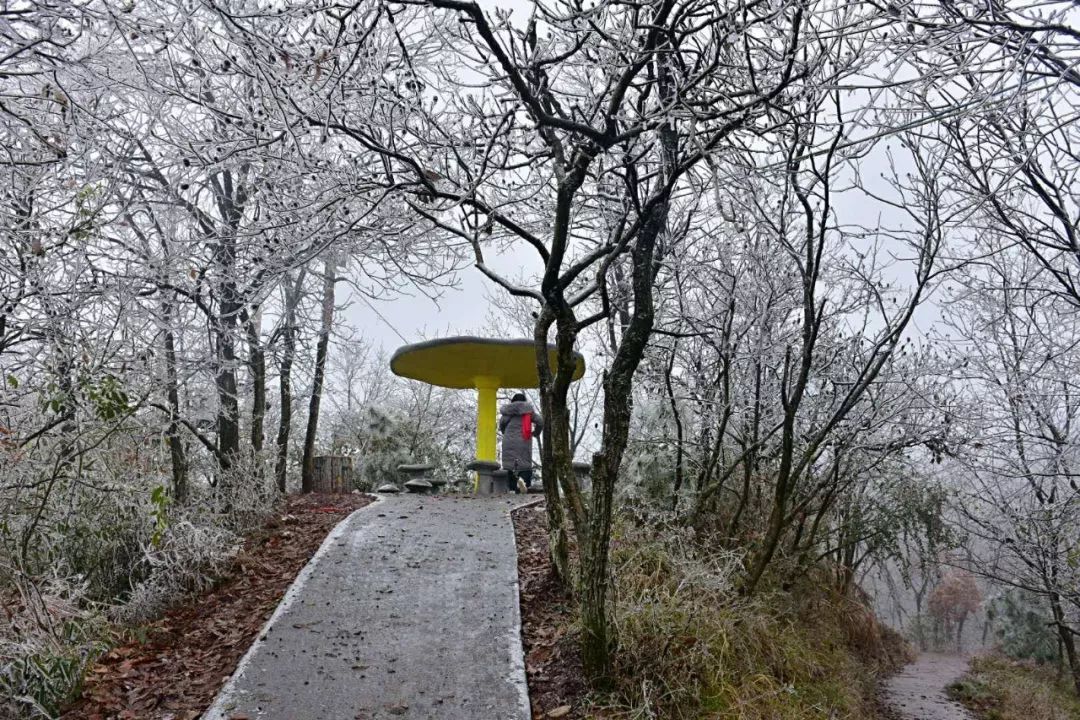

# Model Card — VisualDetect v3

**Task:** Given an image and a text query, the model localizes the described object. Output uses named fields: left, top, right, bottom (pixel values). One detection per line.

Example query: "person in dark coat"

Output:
left=499, top=392, right=543, bottom=493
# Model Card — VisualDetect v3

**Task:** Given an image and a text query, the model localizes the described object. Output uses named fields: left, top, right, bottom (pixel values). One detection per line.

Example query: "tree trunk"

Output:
left=211, top=169, right=246, bottom=483
left=534, top=308, right=573, bottom=585
left=744, top=480, right=789, bottom=594
left=246, top=306, right=266, bottom=455
left=664, top=342, right=685, bottom=511
left=580, top=372, right=630, bottom=685
left=275, top=272, right=303, bottom=494
left=839, top=534, right=857, bottom=595
left=1049, top=593, right=1080, bottom=695
left=213, top=258, right=241, bottom=477
left=301, top=260, right=335, bottom=493
left=578, top=51, right=677, bottom=681
left=580, top=174, right=667, bottom=685
left=549, top=316, right=588, bottom=533
left=914, top=580, right=929, bottom=651
left=726, top=362, right=762, bottom=536
left=580, top=322, right=653, bottom=685
left=162, top=301, right=187, bottom=502
left=743, top=387, right=801, bottom=594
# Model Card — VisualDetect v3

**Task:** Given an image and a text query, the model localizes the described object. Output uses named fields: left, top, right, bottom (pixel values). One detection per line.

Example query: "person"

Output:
left=499, top=392, right=543, bottom=493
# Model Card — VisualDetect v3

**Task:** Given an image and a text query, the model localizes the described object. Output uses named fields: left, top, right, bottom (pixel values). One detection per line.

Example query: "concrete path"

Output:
left=204, top=494, right=531, bottom=720
left=883, top=654, right=975, bottom=720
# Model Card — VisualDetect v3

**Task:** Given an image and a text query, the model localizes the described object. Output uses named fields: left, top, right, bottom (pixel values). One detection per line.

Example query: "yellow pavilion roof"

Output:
left=390, top=336, right=585, bottom=389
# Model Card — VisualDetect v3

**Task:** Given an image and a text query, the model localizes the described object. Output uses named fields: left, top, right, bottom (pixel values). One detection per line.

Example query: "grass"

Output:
left=584, top=518, right=912, bottom=719
left=947, top=654, right=1080, bottom=720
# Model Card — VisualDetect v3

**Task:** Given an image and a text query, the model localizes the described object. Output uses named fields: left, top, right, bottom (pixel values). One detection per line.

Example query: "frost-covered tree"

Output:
left=942, top=247, right=1080, bottom=692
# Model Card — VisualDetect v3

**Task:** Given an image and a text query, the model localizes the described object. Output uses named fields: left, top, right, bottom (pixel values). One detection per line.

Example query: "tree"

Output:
left=326, top=0, right=813, bottom=680
left=928, top=569, right=982, bottom=654
left=631, top=115, right=950, bottom=595
left=274, top=269, right=306, bottom=493
left=942, top=247, right=1080, bottom=692
left=219, top=0, right=976, bottom=679
left=302, top=260, right=338, bottom=492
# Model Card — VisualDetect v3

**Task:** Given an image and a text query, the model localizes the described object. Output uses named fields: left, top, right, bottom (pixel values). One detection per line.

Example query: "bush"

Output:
left=333, top=405, right=473, bottom=491
left=113, top=520, right=239, bottom=625
left=205, top=450, right=282, bottom=534
left=988, top=591, right=1061, bottom=664
left=0, top=433, right=278, bottom=718
left=947, top=654, right=1080, bottom=720
left=0, top=575, right=109, bottom=719
left=595, top=516, right=911, bottom=719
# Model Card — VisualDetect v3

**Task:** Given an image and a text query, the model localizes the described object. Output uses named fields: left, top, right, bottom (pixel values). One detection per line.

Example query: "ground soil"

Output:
left=512, top=501, right=589, bottom=720
left=62, top=493, right=372, bottom=720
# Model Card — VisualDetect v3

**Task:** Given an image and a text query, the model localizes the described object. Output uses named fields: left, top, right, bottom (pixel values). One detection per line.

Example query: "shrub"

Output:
left=203, top=450, right=281, bottom=534
left=947, top=654, right=1080, bottom=720
left=595, top=515, right=911, bottom=719
left=0, top=575, right=108, bottom=719
left=337, top=405, right=472, bottom=490
left=113, top=520, right=239, bottom=624
left=987, top=591, right=1061, bottom=664
left=0, top=432, right=277, bottom=717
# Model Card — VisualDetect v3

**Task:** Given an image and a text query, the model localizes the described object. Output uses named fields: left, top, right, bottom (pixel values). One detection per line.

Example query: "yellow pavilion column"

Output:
left=474, top=378, right=498, bottom=462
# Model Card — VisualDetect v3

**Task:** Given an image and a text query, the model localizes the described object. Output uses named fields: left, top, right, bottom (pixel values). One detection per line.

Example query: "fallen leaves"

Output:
left=62, top=493, right=372, bottom=720
left=513, top=504, right=587, bottom=720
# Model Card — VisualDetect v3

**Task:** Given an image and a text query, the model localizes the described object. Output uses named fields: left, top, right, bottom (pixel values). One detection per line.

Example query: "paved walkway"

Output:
left=883, top=654, right=975, bottom=720
left=204, top=494, right=532, bottom=720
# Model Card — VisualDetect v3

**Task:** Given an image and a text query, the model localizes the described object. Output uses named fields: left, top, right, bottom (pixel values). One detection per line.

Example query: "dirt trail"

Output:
left=883, top=653, right=975, bottom=720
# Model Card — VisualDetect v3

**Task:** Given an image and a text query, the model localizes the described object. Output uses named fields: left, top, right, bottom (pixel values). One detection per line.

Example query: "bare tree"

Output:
left=301, top=260, right=338, bottom=493
left=275, top=269, right=306, bottom=493
left=943, top=247, right=1080, bottom=692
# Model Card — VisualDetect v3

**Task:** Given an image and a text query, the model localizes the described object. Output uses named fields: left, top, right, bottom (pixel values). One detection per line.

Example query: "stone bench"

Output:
left=377, top=463, right=442, bottom=494
left=404, top=478, right=433, bottom=493
left=401, top=463, right=446, bottom=495
left=467, top=459, right=509, bottom=496
left=398, top=463, right=435, bottom=477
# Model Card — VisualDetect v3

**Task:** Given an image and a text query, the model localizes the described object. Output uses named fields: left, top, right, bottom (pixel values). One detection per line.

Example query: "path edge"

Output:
left=509, top=497, right=545, bottom=719
left=201, top=494, right=386, bottom=719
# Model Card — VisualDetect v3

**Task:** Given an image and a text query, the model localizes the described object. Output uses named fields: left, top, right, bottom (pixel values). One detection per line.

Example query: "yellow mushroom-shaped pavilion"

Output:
left=389, top=337, right=586, bottom=469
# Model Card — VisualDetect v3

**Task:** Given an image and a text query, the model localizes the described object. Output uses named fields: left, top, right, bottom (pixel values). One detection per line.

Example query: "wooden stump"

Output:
left=311, top=455, right=354, bottom=493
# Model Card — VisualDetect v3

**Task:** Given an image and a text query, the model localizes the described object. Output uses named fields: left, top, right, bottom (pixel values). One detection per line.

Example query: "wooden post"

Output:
left=311, top=455, right=354, bottom=493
